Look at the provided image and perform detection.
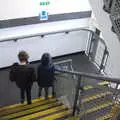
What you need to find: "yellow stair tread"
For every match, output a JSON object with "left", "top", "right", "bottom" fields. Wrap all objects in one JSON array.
[
  {"left": 83, "top": 102, "right": 113, "bottom": 115},
  {"left": 0, "top": 80, "right": 110, "bottom": 112},
  {"left": 2, "top": 101, "right": 61, "bottom": 119},
  {"left": 96, "top": 114, "right": 112, "bottom": 120},
  {"left": 0, "top": 96, "right": 52, "bottom": 112},
  {"left": 83, "top": 81, "right": 110, "bottom": 91},
  {"left": 0, "top": 98, "right": 56, "bottom": 117},
  {"left": 98, "top": 81, "right": 110, "bottom": 86},
  {"left": 16, "top": 105, "right": 67, "bottom": 120},
  {"left": 82, "top": 92, "right": 111, "bottom": 103},
  {"left": 38, "top": 109, "right": 72, "bottom": 120},
  {"left": 84, "top": 85, "right": 93, "bottom": 90}
]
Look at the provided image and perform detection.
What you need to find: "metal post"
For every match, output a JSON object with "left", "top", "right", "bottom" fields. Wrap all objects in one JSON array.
[
  {"left": 88, "top": 33, "right": 99, "bottom": 62},
  {"left": 87, "top": 32, "right": 94, "bottom": 58},
  {"left": 99, "top": 47, "right": 108, "bottom": 73},
  {"left": 114, "top": 83, "right": 119, "bottom": 101},
  {"left": 72, "top": 75, "right": 82, "bottom": 116},
  {"left": 103, "top": 50, "right": 109, "bottom": 73}
]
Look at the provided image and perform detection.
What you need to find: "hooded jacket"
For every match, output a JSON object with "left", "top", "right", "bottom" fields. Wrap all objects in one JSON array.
[{"left": 37, "top": 53, "right": 55, "bottom": 87}]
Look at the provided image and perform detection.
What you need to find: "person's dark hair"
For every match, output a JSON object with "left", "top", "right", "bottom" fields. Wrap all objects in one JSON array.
[
  {"left": 41, "top": 53, "right": 52, "bottom": 66},
  {"left": 18, "top": 51, "right": 29, "bottom": 62}
]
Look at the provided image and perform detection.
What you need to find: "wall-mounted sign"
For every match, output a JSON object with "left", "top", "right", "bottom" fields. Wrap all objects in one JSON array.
[
  {"left": 39, "top": 0, "right": 50, "bottom": 21},
  {"left": 40, "top": 10, "right": 48, "bottom": 21}
]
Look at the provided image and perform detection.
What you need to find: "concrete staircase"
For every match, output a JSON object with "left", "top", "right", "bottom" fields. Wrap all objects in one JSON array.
[{"left": 0, "top": 80, "right": 119, "bottom": 120}]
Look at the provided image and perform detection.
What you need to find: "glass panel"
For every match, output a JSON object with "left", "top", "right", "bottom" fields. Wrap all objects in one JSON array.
[
  {"left": 55, "top": 73, "right": 77, "bottom": 108},
  {"left": 54, "top": 67, "right": 120, "bottom": 119},
  {"left": 74, "top": 76, "right": 120, "bottom": 119},
  {"left": 54, "top": 59, "right": 77, "bottom": 108}
]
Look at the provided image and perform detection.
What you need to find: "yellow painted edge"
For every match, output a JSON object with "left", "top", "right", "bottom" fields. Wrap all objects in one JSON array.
[
  {"left": 84, "top": 85, "right": 93, "bottom": 90},
  {"left": 0, "top": 98, "right": 56, "bottom": 117},
  {"left": 96, "top": 114, "right": 112, "bottom": 120},
  {"left": 0, "top": 96, "right": 52, "bottom": 111},
  {"left": 98, "top": 81, "right": 110, "bottom": 86},
  {"left": 41, "top": 110, "right": 72, "bottom": 120},
  {"left": 82, "top": 92, "right": 111, "bottom": 103},
  {"left": 85, "top": 102, "right": 113, "bottom": 114},
  {"left": 3, "top": 101, "right": 60, "bottom": 119},
  {"left": 0, "top": 97, "right": 43, "bottom": 111},
  {"left": 83, "top": 81, "right": 110, "bottom": 91},
  {"left": 16, "top": 105, "right": 66, "bottom": 120}
]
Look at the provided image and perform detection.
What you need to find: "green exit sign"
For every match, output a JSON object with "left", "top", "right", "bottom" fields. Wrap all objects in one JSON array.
[{"left": 40, "top": 1, "right": 50, "bottom": 6}]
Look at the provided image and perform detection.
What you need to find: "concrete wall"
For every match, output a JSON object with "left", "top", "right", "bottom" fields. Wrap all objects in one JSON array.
[
  {"left": 88, "top": 0, "right": 120, "bottom": 77},
  {"left": 0, "top": 18, "right": 90, "bottom": 68},
  {"left": 0, "top": 0, "right": 91, "bottom": 20}
]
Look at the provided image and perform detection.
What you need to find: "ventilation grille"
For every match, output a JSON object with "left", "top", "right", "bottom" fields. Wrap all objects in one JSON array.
[
  {"left": 111, "top": 0, "right": 120, "bottom": 14},
  {"left": 110, "top": 13, "right": 120, "bottom": 37}
]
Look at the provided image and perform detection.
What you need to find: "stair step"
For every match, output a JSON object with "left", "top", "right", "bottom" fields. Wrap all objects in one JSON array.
[
  {"left": 0, "top": 98, "right": 56, "bottom": 117},
  {"left": 96, "top": 114, "right": 112, "bottom": 120},
  {"left": 83, "top": 81, "right": 110, "bottom": 91},
  {"left": 85, "top": 102, "right": 113, "bottom": 114},
  {"left": 84, "top": 105, "right": 112, "bottom": 120},
  {"left": 98, "top": 81, "right": 110, "bottom": 86},
  {"left": 0, "top": 80, "right": 114, "bottom": 120},
  {"left": 80, "top": 102, "right": 113, "bottom": 118},
  {"left": 84, "top": 85, "right": 93, "bottom": 90},
  {"left": 0, "top": 96, "right": 52, "bottom": 112},
  {"left": 0, "top": 98, "right": 43, "bottom": 112},
  {"left": 1, "top": 100, "right": 62, "bottom": 120},
  {"left": 82, "top": 92, "right": 112, "bottom": 103},
  {"left": 16, "top": 105, "right": 67, "bottom": 120},
  {"left": 38, "top": 109, "right": 72, "bottom": 120},
  {"left": 82, "top": 94, "right": 113, "bottom": 111}
]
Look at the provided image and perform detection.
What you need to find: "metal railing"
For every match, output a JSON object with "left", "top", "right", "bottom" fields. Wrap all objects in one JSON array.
[
  {"left": 55, "top": 68, "right": 120, "bottom": 117},
  {"left": 86, "top": 30, "right": 109, "bottom": 73},
  {"left": 0, "top": 28, "right": 109, "bottom": 73}
]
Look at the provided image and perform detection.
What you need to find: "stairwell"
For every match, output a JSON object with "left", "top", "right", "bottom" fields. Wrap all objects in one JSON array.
[{"left": 0, "top": 79, "right": 119, "bottom": 120}]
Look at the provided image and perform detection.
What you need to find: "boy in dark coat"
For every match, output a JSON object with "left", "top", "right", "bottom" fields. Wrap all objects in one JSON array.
[
  {"left": 37, "top": 53, "right": 56, "bottom": 99},
  {"left": 9, "top": 51, "right": 36, "bottom": 104}
]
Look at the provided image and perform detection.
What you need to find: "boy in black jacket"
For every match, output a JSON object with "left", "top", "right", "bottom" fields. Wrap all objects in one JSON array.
[
  {"left": 37, "top": 53, "right": 56, "bottom": 99},
  {"left": 9, "top": 51, "right": 36, "bottom": 104}
]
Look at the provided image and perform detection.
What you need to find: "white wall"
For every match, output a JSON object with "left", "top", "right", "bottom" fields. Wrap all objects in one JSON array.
[
  {"left": 0, "top": 0, "right": 91, "bottom": 20},
  {"left": 0, "top": 18, "right": 90, "bottom": 68},
  {"left": 88, "top": 0, "right": 120, "bottom": 77}
]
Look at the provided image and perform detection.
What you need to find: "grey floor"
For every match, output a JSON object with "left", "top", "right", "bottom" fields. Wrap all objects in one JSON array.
[{"left": 0, "top": 53, "right": 99, "bottom": 107}]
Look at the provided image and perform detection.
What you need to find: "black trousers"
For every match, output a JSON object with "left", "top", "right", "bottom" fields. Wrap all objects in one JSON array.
[
  {"left": 20, "top": 87, "right": 31, "bottom": 104},
  {"left": 38, "top": 85, "right": 55, "bottom": 98}
]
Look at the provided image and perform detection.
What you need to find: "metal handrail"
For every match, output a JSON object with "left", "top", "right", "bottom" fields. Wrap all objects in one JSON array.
[
  {"left": 57, "top": 69, "right": 120, "bottom": 84},
  {"left": 0, "top": 27, "right": 108, "bottom": 74},
  {"left": 0, "top": 28, "right": 107, "bottom": 48},
  {"left": 56, "top": 69, "right": 120, "bottom": 116},
  {"left": 54, "top": 59, "right": 72, "bottom": 65}
]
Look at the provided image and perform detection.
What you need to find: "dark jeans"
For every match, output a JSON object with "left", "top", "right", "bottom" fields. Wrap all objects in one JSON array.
[
  {"left": 38, "top": 85, "right": 55, "bottom": 99},
  {"left": 20, "top": 87, "right": 31, "bottom": 104}
]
